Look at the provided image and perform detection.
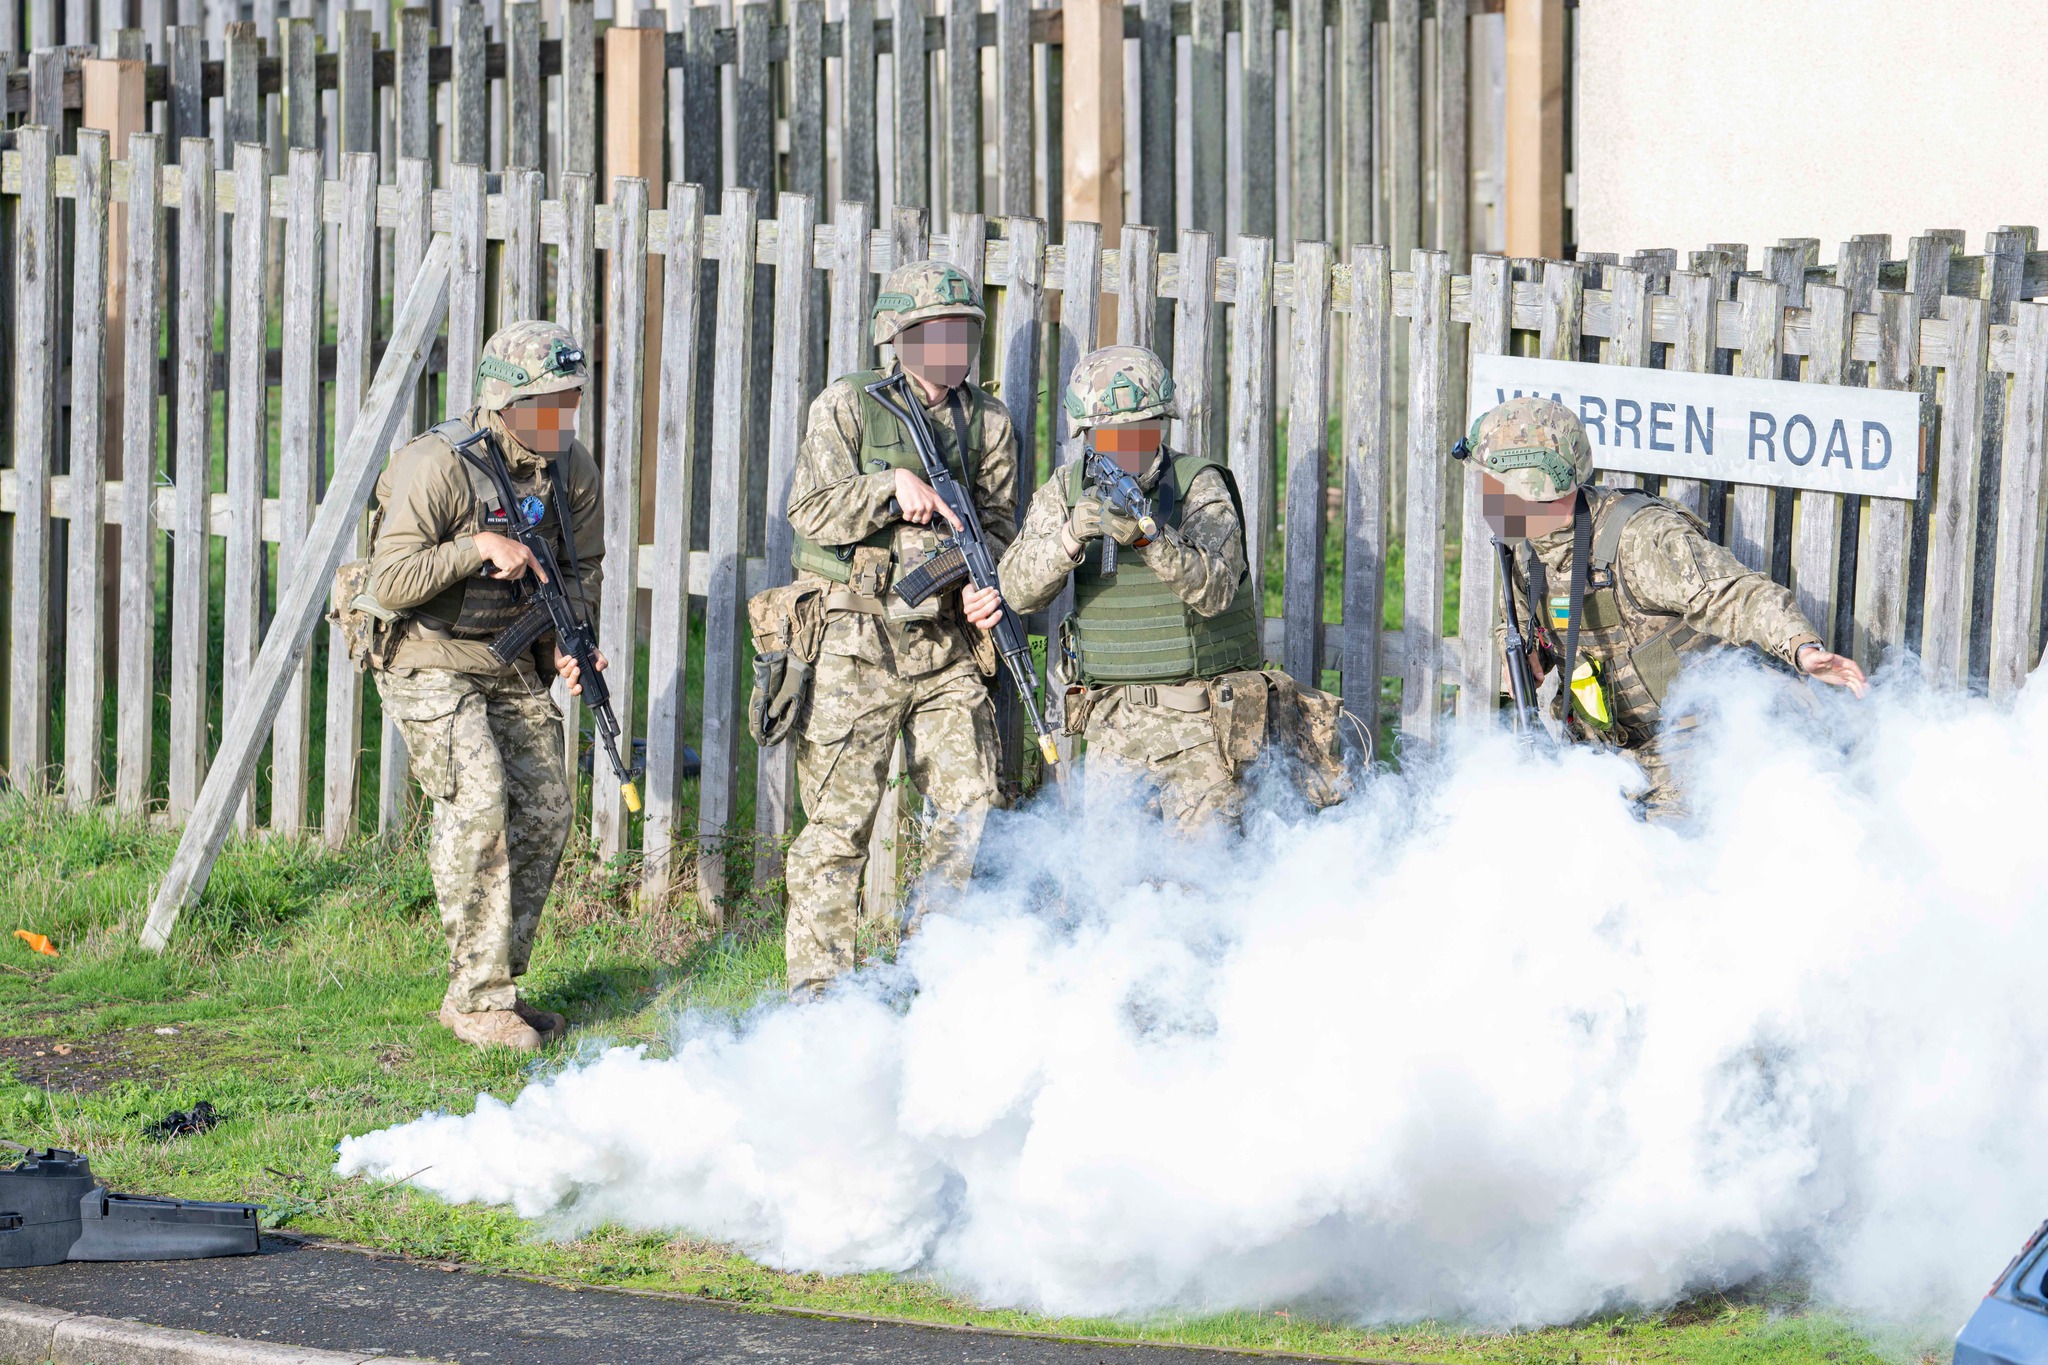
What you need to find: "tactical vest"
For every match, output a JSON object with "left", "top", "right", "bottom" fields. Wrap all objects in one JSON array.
[
  {"left": 1522, "top": 487, "right": 1717, "bottom": 741},
  {"left": 411, "top": 420, "right": 568, "bottom": 639},
  {"left": 789, "top": 371, "right": 987, "bottom": 584},
  {"left": 1062, "top": 453, "right": 1263, "bottom": 685}
]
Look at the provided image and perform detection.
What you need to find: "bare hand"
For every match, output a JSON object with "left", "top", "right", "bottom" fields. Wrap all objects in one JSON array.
[
  {"left": 893, "top": 469, "right": 962, "bottom": 532},
  {"left": 473, "top": 530, "right": 547, "bottom": 583},
  {"left": 961, "top": 583, "right": 1005, "bottom": 630},
  {"left": 1797, "top": 645, "right": 1868, "bottom": 697},
  {"left": 554, "top": 648, "right": 610, "bottom": 696}
]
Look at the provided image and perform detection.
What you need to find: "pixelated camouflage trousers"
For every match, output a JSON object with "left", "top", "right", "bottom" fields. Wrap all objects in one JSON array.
[
  {"left": 376, "top": 667, "right": 572, "bottom": 1012},
  {"left": 1079, "top": 685, "right": 1245, "bottom": 834},
  {"left": 784, "top": 648, "right": 999, "bottom": 993}
]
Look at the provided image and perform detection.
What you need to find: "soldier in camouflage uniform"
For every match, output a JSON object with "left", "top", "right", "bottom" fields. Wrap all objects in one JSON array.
[
  {"left": 999, "top": 346, "right": 1266, "bottom": 832},
  {"left": 1468, "top": 396, "right": 1867, "bottom": 819},
  {"left": 782, "top": 261, "right": 1018, "bottom": 996},
  {"left": 368, "top": 320, "right": 607, "bottom": 1050}
]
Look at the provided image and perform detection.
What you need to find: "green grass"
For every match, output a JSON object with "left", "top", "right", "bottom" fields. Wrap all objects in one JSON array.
[{"left": 0, "top": 798, "right": 1942, "bottom": 1365}]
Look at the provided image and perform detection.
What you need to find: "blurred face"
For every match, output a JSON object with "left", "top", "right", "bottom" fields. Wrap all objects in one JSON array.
[
  {"left": 501, "top": 388, "right": 582, "bottom": 457},
  {"left": 1092, "top": 420, "right": 1165, "bottom": 474},
  {"left": 1482, "top": 473, "right": 1577, "bottom": 540},
  {"left": 897, "top": 316, "right": 981, "bottom": 393}
]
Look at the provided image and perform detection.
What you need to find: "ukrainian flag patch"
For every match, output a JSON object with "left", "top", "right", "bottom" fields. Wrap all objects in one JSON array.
[{"left": 1548, "top": 596, "right": 1571, "bottom": 631}]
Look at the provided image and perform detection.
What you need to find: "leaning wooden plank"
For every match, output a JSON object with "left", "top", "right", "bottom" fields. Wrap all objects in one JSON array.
[
  {"left": 1988, "top": 299, "right": 2048, "bottom": 700},
  {"left": 115, "top": 132, "right": 164, "bottom": 816},
  {"left": 141, "top": 235, "right": 454, "bottom": 951},
  {"left": 446, "top": 162, "right": 488, "bottom": 414},
  {"left": 841, "top": 0, "right": 878, "bottom": 214},
  {"left": 325, "top": 151, "right": 378, "bottom": 849},
  {"left": 224, "top": 141, "right": 269, "bottom": 834},
  {"left": 893, "top": 0, "right": 928, "bottom": 210},
  {"left": 1171, "top": 228, "right": 1217, "bottom": 463},
  {"left": 63, "top": 129, "right": 111, "bottom": 811},
  {"left": 7, "top": 126, "right": 54, "bottom": 796},
  {"left": 272, "top": 145, "right": 323, "bottom": 835},
  {"left": 592, "top": 177, "right": 650, "bottom": 858},
  {"left": 1281, "top": 241, "right": 1332, "bottom": 686},
  {"left": 1921, "top": 293, "right": 1989, "bottom": 690},
  {"left": 1116, "top": 223, "right": 1158, "bottom": 351},
  {"left": 1401, "top": 250, "right": 1450, "bottom": 746},
  {"left": 1727, "top": 276, "right": 1784, "bottom": 572},
  {"left": 996, "top": 0, "right": 1031, "bottom": 217},
  {"left": 378, "top": 157, "right": 434, "bottom": 840},
  {"left": 169, "top": 136, "right": 215, "bottom": 818},
  {"left": 697, "top": 188, "right": 762, "bottom": 916},
  {"left": 1454, "top": 252, "right": 1509, "bottom": 722},
  {"left": 503, "top": 166, "right": 543, "bottom": 323},
  {"left": 1228, "top": 234, "right": 1277, "bottom": 615},
  {"left": 1849, "top": 291, "right": 1920, "bottom": 670},
  {"left": 641, "top": 184, "right": 706, "bottom": 906},
  {"left": 1791, "top": 283, "right": 1849, "bottom": 650},
  {"left": 753, "top": 191, "right": 819, "bottom": 886}
]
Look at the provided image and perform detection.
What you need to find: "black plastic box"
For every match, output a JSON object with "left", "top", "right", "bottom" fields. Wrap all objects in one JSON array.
[
  {"left": 0, "top": 1149, "right": 95, "bottom": 1268},
  {"left": 71, "top": 1188, "right": 260, "bottom": 1261}
]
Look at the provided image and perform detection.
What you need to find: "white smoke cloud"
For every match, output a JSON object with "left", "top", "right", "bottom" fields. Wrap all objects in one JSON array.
[{"left": 336, "top": 661, "right": 2048, "bottom": 1329}]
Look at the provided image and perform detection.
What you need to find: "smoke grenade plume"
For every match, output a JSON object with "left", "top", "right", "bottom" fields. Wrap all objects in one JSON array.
[{"left": 337, "top": 662, "right": 2048, "bottom": 1328}]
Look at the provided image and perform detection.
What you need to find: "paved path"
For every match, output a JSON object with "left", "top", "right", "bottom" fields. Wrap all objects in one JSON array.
[{"left": 0, "top": 1238, "right": 1320, "bottom": 1365}]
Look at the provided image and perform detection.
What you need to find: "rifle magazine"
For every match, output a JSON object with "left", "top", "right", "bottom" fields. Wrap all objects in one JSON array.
[
  {"left": 488, "top": 602, "right": 554, "bottom": 665},
  {"left": 891, "top": 544, "right": 971, "bottom": 608}
]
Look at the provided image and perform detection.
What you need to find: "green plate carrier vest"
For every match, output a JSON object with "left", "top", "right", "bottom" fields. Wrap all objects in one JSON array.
[
  {"left": 1524, "top": 487, "right": 1716, "bottom": 741},
  {"left": 789, "top": 371, "right": 986, "bottom": 583},
  {"left": 412, "top": 420, "right": 569, "bottom": 639},
  {"left": 1063, "top": 453, "right": 1262, "bottom": 685}
]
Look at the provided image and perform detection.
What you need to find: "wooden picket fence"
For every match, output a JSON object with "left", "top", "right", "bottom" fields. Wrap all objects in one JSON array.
[{"left": 6, "top": 123, "right": 2048, "bottom": 920}]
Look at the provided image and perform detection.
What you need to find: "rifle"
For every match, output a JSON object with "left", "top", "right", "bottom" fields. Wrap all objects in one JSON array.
[
  {"left": 1079, "top": 449, "right": 1162, "bottom": 575},
  {"left": 453, "top": 428, "right": 642, "bottom": 813},
  {"left": 865, "top": 373, "right": 1062, "bottom": 770},
  {"left": 1494, "top": 536, "right": 1542, "bottom": 738}
]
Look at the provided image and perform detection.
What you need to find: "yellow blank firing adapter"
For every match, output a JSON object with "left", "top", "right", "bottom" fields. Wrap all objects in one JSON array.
[
  {"left": 1038, "top": 734, "right": 1061, "bottom": 765},
  {"left": 622, "top": 782, "right": 643, "bottom": 813}
]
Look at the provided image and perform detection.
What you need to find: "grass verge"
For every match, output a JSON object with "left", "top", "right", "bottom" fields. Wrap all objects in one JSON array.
[{"left": 0, "top": 798, "right": 1937, "bottom": 1365}]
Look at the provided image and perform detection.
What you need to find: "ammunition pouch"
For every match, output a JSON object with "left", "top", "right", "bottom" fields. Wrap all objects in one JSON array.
[
  {"left": 848, "top": 546, "right": 893, "bottom": 601},
  {"left": 745, "top": 580, "right": 830, "bottom": 746},
  {"left": 326, "top": 558, "right": 404, "bottom": 671},
  {"left": 1210, "top": 669, "right": 1352, "bottom": 807}
]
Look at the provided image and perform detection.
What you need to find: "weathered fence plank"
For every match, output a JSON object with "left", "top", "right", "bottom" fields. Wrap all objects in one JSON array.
[
  {"left": 115, "top": 132, "right": 164, "bottom": 816},
  {"left": 893, "top": 0, "right": 928, "bottom": 210},
  {"left": 1923, "top": 293, "right": 1989, "bottom": 688},
  {"left": 1401, "top": 250, "right": 1450, "bottom": 747},
  {"left": 1728, "top": 275, "right": 1784, "bottom": 573},
  {"left": 1455, "top": 252, "right": 1509, "bottom": 721},
  {"left": 1792, "top": 282, "right": 1850, "bottom": 649},
  {"left": 324, "top": 150, "right": 378, "bottom": 847},
  {"left": 8, "top": 127, "right": 55, "bottom": 796},
  {"left": 273, "top": 145, "right": 323, "bottom": 834},
  {"left": 1850, "top": 290, "right": 1921, "bottom": 670},
  {"left": 1282, "top": 240, "right": 1331, "bottom": 684},
  {"left": 1171, "top": 228, "right": 1216, "bottom": 463},
  {"left": 168, "top": 136, "right": 214, "bottom": 818},
  {"left": 447, "top": 161, "right": 488, "bottom": 413},
  {"left": 1228, "top": 234, "right": 1275, "bottom": 607},
  {"left": 1989, "top": 300, "right": 2048, "bottom": 700},
  {"left": 225, "top": 141, "right": 269, "bottom": 833},
  {"left": 62, "top": 129, "right": 110, "bottom": 810},
  {"left": 503, "top": 165, "right": 543, "bottom": 321}
]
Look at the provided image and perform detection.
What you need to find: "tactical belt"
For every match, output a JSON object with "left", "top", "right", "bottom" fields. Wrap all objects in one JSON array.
[
  {"left": 1121, "top": 682, "right": 1211, "bottom": 713},
  {"left": 824, "top": 588, "right": 887, "bottom": 616}
]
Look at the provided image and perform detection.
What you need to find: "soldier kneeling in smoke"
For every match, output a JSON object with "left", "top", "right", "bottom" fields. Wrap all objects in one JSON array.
[
  {"left": 999, "top": 345, "right": 1350, "bottom": 832},
  {"left": 1464, "top": 396, "right": 1867, "bottom": 820},
  {"left": 331, "top": 321, "right": 606, "bottom": 1051}
]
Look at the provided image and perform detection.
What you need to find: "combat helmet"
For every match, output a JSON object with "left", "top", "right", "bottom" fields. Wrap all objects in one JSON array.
[
  {"left": 871, "top": 260, "right": 986, "bottom": 345},
  {"left": 1464, "top": 396, "right": 1593, "bottom": 501},
  {"left": 475, "top": 319, "right": 590, "bottom": 412},
  {"left": 1062, "top": 345, "right": 1178, "bottom": 432}
]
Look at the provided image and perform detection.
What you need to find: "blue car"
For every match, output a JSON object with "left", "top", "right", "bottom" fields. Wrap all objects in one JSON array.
[{"left": 1958, "top": 1221, "right": 2048, "bottom": 1365}]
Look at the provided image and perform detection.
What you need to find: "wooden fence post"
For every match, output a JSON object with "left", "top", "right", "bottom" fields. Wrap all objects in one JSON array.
[
  {"left": 1792, "top": 283, "right": 1851, "bottom": 647},
  {"left": 1988, "top": 300, "right": 2048, "bottom": 700},
  {"left": 62, "top": 128, "right": 111, "bottom": 810},
  {"left": 1282, "top": 240, "right": 1332, "bottom": 685},
  {"left": 642, "top": 183, "right": 706, "bottom": 906},
  {"left": 1227, "top": 234, "right": 1275, "bottom": 608},
  {"left": 325, "top": 151, "right": 378, "bottom": 847},
  {"left": 1850, "top": 290, "right": 1920, "bottom": 671},
  {"left": 168, "top": 135, "right": 215, "bottom": 819},
  {"left": 224, "top": 141, "right": 269, "bottom": 834},
  {"left": 272, "top": 145, "right": 324, "bottom": 835},
  {"left": 1503, "top": 0, "right": 1563, "bottom": 259},
  {"left": 7, "top": 126, "right": 54, "bottom": 796},
  {"left": 1727, "top": 276, "right": 1783, "bottom": 573},
  {"left": 1400, "top": 249, "right": 1450, "bottom": 748},
  {"left": 115, "top": 132, "right": 164, "bottom": 817},
  {"left": 697, "top": 188, "right": 761, "bottom": 918},
  {"left": 141, "top": 235, "right": 454, "bottom": 952},
  {"left": 1923, "top": 293, "right": 1990, "bottom": 689},
  {"left": 1061, "top": 0, "right": 1120, "bottom": 342}
]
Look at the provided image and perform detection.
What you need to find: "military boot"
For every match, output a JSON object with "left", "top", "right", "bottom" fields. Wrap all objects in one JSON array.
[
  {"left": 439, "top": 1003, "right": 542, "bottom": 1051},
  {"left": 511, "top": 998, "right": 567, "bottom": 1043}
]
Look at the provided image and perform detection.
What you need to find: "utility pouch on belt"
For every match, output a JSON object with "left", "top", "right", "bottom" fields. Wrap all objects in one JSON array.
[
  {"left": 1272, "top": 673, "right": 1352, "bottom": 808},
  {"left": 746, "top": 581, "right": 828, "bottom": 745},
  {"left": 1210, "top": 670, "right": 1272, "bottom": 771},
  {"left": 848, "top": 546, "right": 893, "bottom": 601},
  {"left": 326, "top": 558, "right": 404, "bottom": 671},
  {"left": 1061, "top": 684, "right": 1096, "bottom": 737}
]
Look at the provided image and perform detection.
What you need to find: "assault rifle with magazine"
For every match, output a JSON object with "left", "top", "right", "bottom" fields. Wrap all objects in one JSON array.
[
  {"left": 865, "top": 373, "right": 1062, "bottom": 769},
  {"left": 1079, "top": 449, "right": 1161, "bottom": 575},
  {"left": 444, "top": 423, "right": 642, "bottom": 813}
]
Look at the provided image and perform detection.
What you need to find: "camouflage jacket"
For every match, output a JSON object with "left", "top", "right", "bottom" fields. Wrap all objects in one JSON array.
[
  {"left": 999, "top": 460, "right": 1248, "bottom": 619},
  {"left": 370, "top": 407, "right": 605, "bottom": 678},
  {"left": 786, "top": 362, "right": 1018, "bottom": 677}
]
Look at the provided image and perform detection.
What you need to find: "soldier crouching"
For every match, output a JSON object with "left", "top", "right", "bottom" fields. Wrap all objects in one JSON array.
[
  {"left": 776, "top": 261, "right": 1018, "bottom": 996},
  {"left": 342, "top": 321, "right": 608, "bottom": 1051},
  {"left": 1466, "top": 396, "right": 1868, "bottom": 819}
]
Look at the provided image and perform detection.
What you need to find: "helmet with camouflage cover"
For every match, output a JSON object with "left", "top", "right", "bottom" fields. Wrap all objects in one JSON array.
[
  {"left": 1062, "top": 345, "right": 1177, "bottom": 432},
  {"left": 1466, "top": 396, "right": 1593, "bottom": 501},
  {"left": 475, "top": 319, "right": 590, "bottom": 412},
  {"left": 871, "top": 260, "right": 986, "bottom": 345}
]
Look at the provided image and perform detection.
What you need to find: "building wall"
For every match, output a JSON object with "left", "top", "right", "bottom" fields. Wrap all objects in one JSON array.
[{"left": 1575, "top": 0, "right": 2048, "bottom": 262}]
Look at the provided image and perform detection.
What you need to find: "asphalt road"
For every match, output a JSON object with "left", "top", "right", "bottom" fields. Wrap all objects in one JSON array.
[{"left": 0, "top": 1238, "right": 1309, "bottom": 1365}]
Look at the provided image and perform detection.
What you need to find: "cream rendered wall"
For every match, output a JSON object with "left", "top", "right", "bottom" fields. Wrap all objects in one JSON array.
[{"left": 1575, "top": 0, "right": 2048, "bottom": 261}]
